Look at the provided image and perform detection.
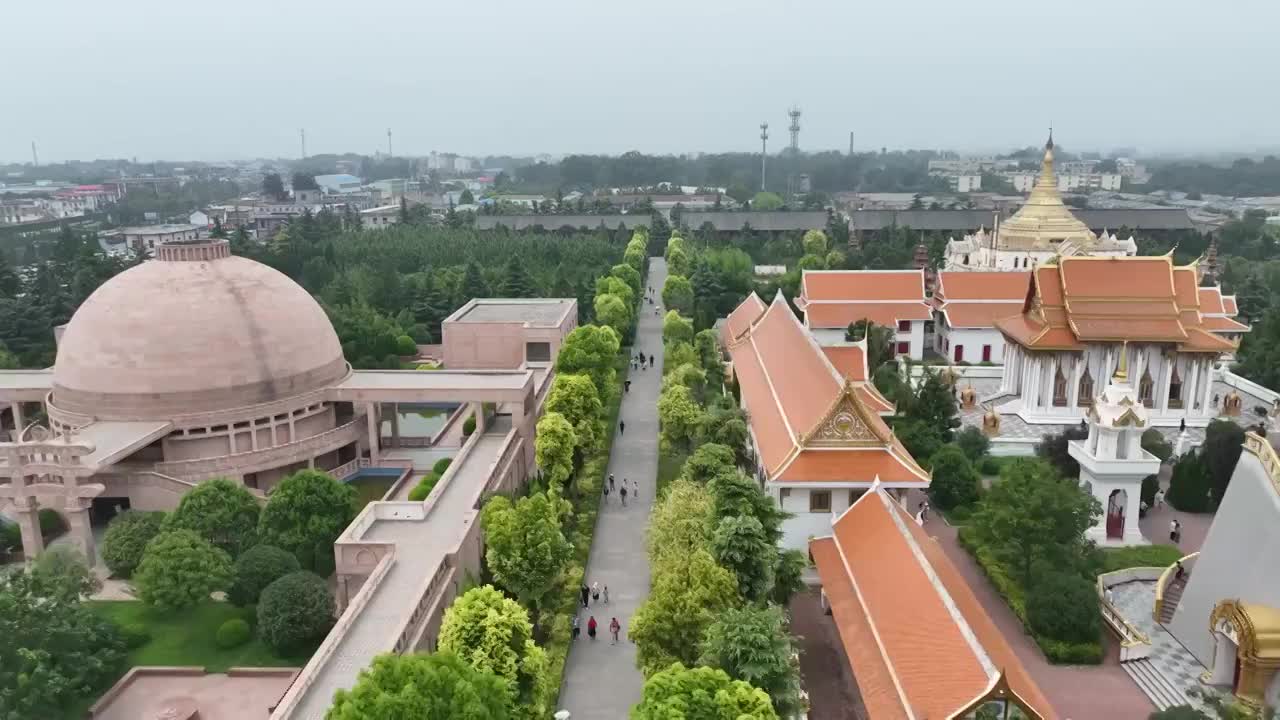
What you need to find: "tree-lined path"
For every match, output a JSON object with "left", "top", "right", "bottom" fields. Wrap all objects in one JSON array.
[{"left": 557, "top": 258, "right": 667, "bottom": 718}]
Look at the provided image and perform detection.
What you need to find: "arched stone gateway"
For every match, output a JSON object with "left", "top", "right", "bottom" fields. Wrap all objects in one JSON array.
[{"left": 0, "top": 423, "right": 103, "bottom": 561}]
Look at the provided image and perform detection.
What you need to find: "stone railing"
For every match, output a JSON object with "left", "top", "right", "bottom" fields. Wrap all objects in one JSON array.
[
  {"left": 330, "top": 458, "right": 361, "bottom": 480},
  {"left": 269, "top": 547, "right": 397, "bottom": 719},
  {"left": 1097, "top": 567, "right": 1159, "bottom": 661},
  {"left": 166, "top": 384, "right": 342, "bottom": 429},
  {"left": 155, "top": 419, "right": 361, "bottom": 479},
  {"left": 1243, "top": 432, "right": 1280, "bottom": 497},
  {"left": 1153, "top": 551, "right": 1199, "bottom": 624},
  {"left": 393, "top": 561, "right": 456, "bottom": 654}
]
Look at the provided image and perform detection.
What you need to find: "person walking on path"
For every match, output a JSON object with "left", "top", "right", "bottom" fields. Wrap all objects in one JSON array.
[
  {"left": 572, "top": 615, "right": 580, "bottom": 640},
  {"left": 624, "top": 380, "right": 631, "bottom": 393},
  {"left": 609, "top": 617, "right": 621, "bottom": 645},
  {"left": 602, "top": 481, "right": 610, "bottom": 505},
  {"left": 619, "top": 420, "right": 626, "bottom": 435},
  {"left": 609, "top": 474, "right": 615, "bottom": 492},
  {"left": 1155, "top": 488, "right": 1165, "bottom": 508},
  {"left": 580, "top": 582, "right": 590, "bottom": 608},
  {"left": 602, "top": 585, "right": 609, "bottom": 604},
  {"left": 620, "top": 483, "right": 628, "bottom": 507},
  {"left": 591, "top": 582, "right": 601, "bottom": 604},
  {"left": 587, "top": 616, "right": 598, "bottom": 640}
]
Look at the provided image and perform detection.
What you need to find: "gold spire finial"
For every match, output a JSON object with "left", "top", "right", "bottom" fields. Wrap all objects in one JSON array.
[{"left": 1114, "top": 342, "right": 1129, "bottom": 382}]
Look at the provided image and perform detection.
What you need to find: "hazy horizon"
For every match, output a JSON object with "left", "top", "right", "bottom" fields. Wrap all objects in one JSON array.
[{"left": 5, "top": 0, "right": 1277, "bottom": 164}]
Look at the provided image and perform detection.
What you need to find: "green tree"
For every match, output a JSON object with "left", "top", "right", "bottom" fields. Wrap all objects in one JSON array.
[
  {"left": 327, "top": 652, "right": 512, "bottom": 720},
  {"left": 662, "top": 311, "right": 694, "bottom": 346},
  {"left": 908, "top": 370, "right": 961, "bottom": 442},
  {"left": 771, "top": 549, "right": 808, "bottom": 606},
  {"left": 291, "top": 172, "right": 319, "bottom": 191},
  {"left": 711, "top": 514, "right": 775, "bottom": 603},
  {"left": 499, "top": 256, "right": 537, "bottom": 298},
  {"left": 134, "top": 529, "right": 233, "bottom": 611},
  {"left": 894, "top": 419, "right": 943, "bottom": 466},
  {"left": 256, "top": 571, "right": 334, "bottom": 653},
  {"left": 164, "top": 477, "right": 261, "bottom": 557},
  {"left": 262, "top": 172, "right": 286, "bottom": 200},
  {"left": 555, "top": 324, "right": 621, "bottom": 401},
  {"left": 699, "top": 606, "right": 802, "bottom": 718},
  {"left": 624, "top": 237, "right": 647, "bottom": 272},
  {"left": 969, "top": 459, "right": 1101, "bottom": 588},
  {"left": 594, "top": 293, "right": 632, "bottom": 341},
  {"left": 1027, "top": 571, "right": 1101, "bottom": 643},
  {"left": 750, "top": 191, "right": 785, "bottom": 211},
  {"left": 1168, "top": 451, "right": 1214, "bottom": 512},
  {"left": 844, "top": 320, "right": 894, "bottom": 374},
  {"left": 459, "top": 189, "right": 476, "bottom": 205},
  {"left": 1235, "top": 309, "right": 1280, "bottom": 390},
  {"left": 1034, "top": 424, "right": 1090, "bottom": 479},
  {"left": 544, "top": 372, "right": 603, "bottom": 453},
  {"left": 611, "top": 262, "right": 643, "bottom": 298},
  {"left": 31, "top": 546, "right": 101, "bottom": 602},
  {"left": 662, "top": 274, "right": 695, "bottom": 316},
  {"left": 928, "top": 445, "right": 982, "bottom": 510},
  {"left": 228, "top": 544, "right": 301, "bottom": 606},
  {"left": 462, "top": 260, "right": 488, "bottom": 301},
  {"left": 667, "top": 245, "right": 691, "bottom": 277},
  {"left": 662, "top": 363, "right": 707, "bottom": 398},
  {"left": 956, "top": 425, "right": 991, "bottom": 463},
  {"left": 630, "top": 550, "right": 741, "bottom": 675},
  {"left": 664, "top": 341, "right": 700, "bottom": 371},
  {"left": 595, "top": 275, "right": 636, "bottom": 308},
  {"left": 658, "top": 383, "right": 704, "bottom": 452},
  {"left": 101, "top": 510, "right": 166, "bottom": 579},
  {"left": 632, "top": 663, "right": 777, "bottom": 720},
  {"left": 480, "top": 492, "right": 573, "bottom": 616},
  {"left": 708, "top": 470, "right": 787, "bottom": 546},
  {"left": 802, "top": 229, "right": 829, "bottom": 257},
  {"left": 680, "top": 443, "right": 737, "bottom": 485},
  {"left": 257, "top": 469, "right": 357, "bottom": 575},
  {"left": 534, "top": 412, "right": 577, "bottom": 490},
  {"left": 438, "top": 585, "right": 549, "bottom": 720},
  {"left": 0, "top": 562, "right": 126, "bottom": 719},
  {"left": 1141, "top": 428, "right": 1174, "bottom": 463},
  {"left": 647, "top": 479, "right": 715, "bottom": 568},
  {"left": 1202, "top": 419, "right": 1245, "bottom": 506}
]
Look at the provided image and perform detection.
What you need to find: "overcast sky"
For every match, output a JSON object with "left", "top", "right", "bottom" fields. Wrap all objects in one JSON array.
[{"left": 5, "top": 0, "right": 1277, "bottom": 163}]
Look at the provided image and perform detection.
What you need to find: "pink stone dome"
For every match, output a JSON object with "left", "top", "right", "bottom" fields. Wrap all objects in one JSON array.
[{"left": 52, "top": 243, "right": 348, "bottom": 419}]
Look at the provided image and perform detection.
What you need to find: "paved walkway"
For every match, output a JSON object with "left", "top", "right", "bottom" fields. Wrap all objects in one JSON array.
[{"left": 557, "top": 258, "right": 666, "bottom": 719}]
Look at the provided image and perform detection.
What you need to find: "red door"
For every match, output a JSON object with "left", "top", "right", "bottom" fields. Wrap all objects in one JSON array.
[
  {"left": 982, "top": 345, "right": 992, "bottom": 362},
  {"left": 896, "top": 342, "right": 909, "bottom": 356},
  {"left": 954, "top": 345, "right": 964, "bottom": 363}
]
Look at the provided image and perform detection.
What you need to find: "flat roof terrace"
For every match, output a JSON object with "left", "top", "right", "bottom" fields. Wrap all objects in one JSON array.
[
  {"left": 448, "top": 298, "right": 575, "bottom": 327},
  {"left": 327, "top": 369, "right": 534, "bottom": 405}
]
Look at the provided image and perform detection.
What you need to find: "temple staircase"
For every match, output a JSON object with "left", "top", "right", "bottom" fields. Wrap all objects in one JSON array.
[
  {"left": 1158, "top": 574, "right": 1188, "bottom": 625},
  {"left": 1122, "top": 658, "right": 1188, "bottom": 711}
]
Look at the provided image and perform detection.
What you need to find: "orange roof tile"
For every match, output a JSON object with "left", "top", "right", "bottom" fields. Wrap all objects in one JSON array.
[
  {"left": 942, "top": 302, "right": 1025, "bottom": 329},
  {"left": 821, "top": 345, "right": 868, "bottom": 381},
  {"left": 724, "top": 292, "right": 766, "bottom": 343},
  {"left": 1198, "top": 287, "right": 1226, "bottom": 315},
  {"left": 1223, "top": 296, "right": 1238, "bottom": 315},
  {"left": 805, "top": 302, "right": 934, "bottom": 329},
  {"left": 1178, "top": 328, "right": 1238, "bottom": 353},
  {"left": 936, "top": 271, "right": 1031, "bottom": 302},
  {"left": 856, "top": 384, "right": 895, "bottom": 415},
  {"left": 811, "top": 490, "right": 1056, "bottom": 720},
  {"left": 1200, "top": 315, "right": 1250, "bottom": 333},
  {"left": 801, "top": 270, "right": 925, "bottom": 303},
  {"left": 777, "top": 448, "right": 927, "bottom": 484},
  {"left": 1173, "top": 266, "right": 1200, "bottom": 307}
]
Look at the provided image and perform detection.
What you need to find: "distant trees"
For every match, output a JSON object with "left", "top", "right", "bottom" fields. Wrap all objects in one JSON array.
[
  {"left": 750, "top": 192, "right": 785, "bottom": 211},
  {"left": 291, "top": 172, "right": 320, "bottom": 191},
  {"left": 262, "top": 172, "right": 287, "bottom": 200}
]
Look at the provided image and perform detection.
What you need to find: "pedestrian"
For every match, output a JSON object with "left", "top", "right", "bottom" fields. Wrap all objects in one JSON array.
[
  {"left": 609, "top": 474, "right": 615, "bottom": 491},
  {"left": 592, "top": 582, "right": 601, "bottom": 604},
  {"left": 1155, "top": 488, "right": 1165, "bottom": 508},
  {"left": 632, "top": 479, "right": 639, "bottom": 499},
  {"left": 602, "top": 481, "right": 610, "bottom": 504},
  {"left": 1174, "top": 519, "right": 1182, "bottom": 544},
  {"left": 625, "top": 380, "right": 631, "bottom": 393},
  {"left": 603, "top": 584, "right": 610, "bottom": 604},
  {"left": 572, "top": 615, "right": 580, "bottom": 640},
  {"left": 620, "top": 484, "right": 628, "bottom": 507},
  {"left": 609, "top": 617, "right": 621, "bottom": 645},
  {"left": 1175, "top": 560, "right": 1186, "bottom": 581},
  {"left": 619, "top": 420, "right": 626, "bottom": 435},
  {"left": 580, "top": 582, "right": 590, "bottom": 608},
  {"left": 921, "top": 500, "right": 929, "bottom": 522},
  {"left": 1169, "top": 518, "right": 1177, "bottom": 542},
  {"left": 587, "top": 616, "right": 598, "bottom": 640}
]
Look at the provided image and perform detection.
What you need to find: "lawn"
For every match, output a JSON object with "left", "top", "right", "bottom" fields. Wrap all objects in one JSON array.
[
  {"left": 1098, "top": 544, "right": 1185, "bottom": 575},
  {"left": 88, "top": 600, "right": 315, "bottom": 670}
]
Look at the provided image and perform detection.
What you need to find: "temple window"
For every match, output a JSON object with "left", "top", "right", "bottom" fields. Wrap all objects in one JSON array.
[
  {"left": 1168, "top": 366, "right": 1183, "bottom": 409},
  {"left": 809, "top": 490, "right": 832, "bottom": 513},
  {"left": 1052, "top": 366, "right": 1068, "bottom": 407},
  {"left": 1078, "top": 368, "right": 1094, "bottom": 407},
  {"left": 1139, "top": 369, "right": 1154, "bottom": 408}
]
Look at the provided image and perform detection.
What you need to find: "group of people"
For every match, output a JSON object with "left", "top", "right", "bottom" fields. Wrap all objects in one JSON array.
[
  {"left": 575, "top": 582, "right": 623, "bottom": 644},
  {"left": 603, "top": 473, "right": 638, "bottom": 506},
  {"left": 646, "top": 285, "right": 661, "bottom": 316},
  {"left": 631, "top": 352, "right": 654, "bottom": 372}
]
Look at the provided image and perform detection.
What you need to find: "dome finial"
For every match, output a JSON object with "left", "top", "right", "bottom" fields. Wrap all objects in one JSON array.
[
  {"left": 1114, "top": 341, "right": 1129, "bottom": 382},
  {"left": 1046, "top": 124, "right": 1054, "bottom": 151}
]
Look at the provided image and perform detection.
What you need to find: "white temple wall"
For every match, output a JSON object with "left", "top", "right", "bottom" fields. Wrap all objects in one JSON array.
[
  {"left": 1167, "top": 448, "right": 1280, "bottom": 665},
  {"left": 939, "top": 326, "right": 1006, "bottom": 364}
]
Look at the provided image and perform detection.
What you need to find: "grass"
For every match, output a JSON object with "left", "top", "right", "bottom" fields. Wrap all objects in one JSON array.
[{"left": 1098, "top": 544, "right": 1185, "bottom": 575}]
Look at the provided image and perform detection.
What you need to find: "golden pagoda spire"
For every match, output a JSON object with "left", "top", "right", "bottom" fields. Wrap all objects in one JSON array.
[
  {"left": 1114, "top": 341, "right": 1129, "bottom": 382},
  {"left": 1025, "top": 130, "right": 1061, "bottom": 207}
]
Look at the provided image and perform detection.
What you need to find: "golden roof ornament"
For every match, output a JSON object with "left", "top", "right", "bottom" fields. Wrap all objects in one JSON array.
[{"left": 1114, "top": 342, "right": 1129, "bottom": 383}]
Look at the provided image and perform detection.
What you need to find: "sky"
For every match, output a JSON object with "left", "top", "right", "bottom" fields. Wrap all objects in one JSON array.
[{"left": 4, "top": 0, "right": 1278, "bottom": 163}]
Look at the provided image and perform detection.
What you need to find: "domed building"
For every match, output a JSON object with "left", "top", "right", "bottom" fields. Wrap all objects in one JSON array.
[
  {"left": 944, "top": 134, "right": 1137, "bottom": 271},
  {"left": 0, "top": 237, "right": 553, "bottom": 564}
]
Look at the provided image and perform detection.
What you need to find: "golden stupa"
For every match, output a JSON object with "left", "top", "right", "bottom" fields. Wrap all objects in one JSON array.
[{"left": 995, "top": 133, "right": 1100, "bottom": 252}]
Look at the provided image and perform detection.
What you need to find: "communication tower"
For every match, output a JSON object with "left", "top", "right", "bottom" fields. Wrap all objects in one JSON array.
[
  {"left": 788, "top": 107, "right": 801, "bottom": 153},
  {"left": 759, "top": 122, "right": 770, "bottom": 191}
]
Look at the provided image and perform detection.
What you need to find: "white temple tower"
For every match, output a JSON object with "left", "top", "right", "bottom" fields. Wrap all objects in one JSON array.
[{"left": 1069, "top": 344, "right": 1161, "bottom": 546}]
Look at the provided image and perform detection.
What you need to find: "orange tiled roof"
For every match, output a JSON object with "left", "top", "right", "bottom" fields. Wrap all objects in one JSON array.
[
  {"left": 941, "top": 302, "right": 1025, "bottom": 330},
  {"left": 1198, "top": 287, "right": 1226, "bottom": 315},
  {"left": 724, "top": 293, "right": 928, "bottom": 484},
  {"left": 776, "top": 447, "right": 927, "bottom": 483},
  {"left": 1200, "top": 315, "right": 1250, "bottom": 333},
  {"left": 994, "top": 256, "right": 1237, "bottom": 353},
  {"left": 1223, "top": 295, "right": 1238, "bottom": 315},
  {"left": 821, "top": 345, "right": 867, "bottom": 381},
  {"left": 724, "top": 292, "right": 767, "bottom": 343},
  {"left": 805, "top": 302, "right": 934, "bottom": 329},
  {"left": 811, "top": 489, "right": 1056, "bottom": 720},
  {"left": 801, "top": 270, "right": 926, "bottom": 303},
  {"left": 935, "top": 271, "right": 1030, "bottom": 303}
]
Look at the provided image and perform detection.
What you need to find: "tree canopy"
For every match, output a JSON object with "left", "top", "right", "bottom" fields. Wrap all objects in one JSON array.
[
  {"left": 164, "top": 477, "right": 260, "bottom": 557},
  {"left": 632, "top": 662, "right": 777, "bottom": 720},
  {"left": 533, "top": 412, "right": 577, "bottom": 490},
  {"left": 699, "top": 606, "right": 802, "bottom": 718},
  {"left": 257, "top": 469, "right": 357, "bottom": 576},
  {"left": 555, "top": 324, "right": 621, "bottom": 401},
  {"left": 438, "top": 585, "right": 548, "bottom": 719},
  {"left": 480, "top": 492, "right": 573, "bottom": 614},
  {"left": 134, "top": 529, "right": 233, "bottom": 611},
  {"left": 327, "top": 652, "right": 512, "bottom": 720},
  {"left": 101, "top": 510, "right": 165, "bottom": 579},
  {"left": 630, "top": 549, "right": 740, "bottom": 676}
]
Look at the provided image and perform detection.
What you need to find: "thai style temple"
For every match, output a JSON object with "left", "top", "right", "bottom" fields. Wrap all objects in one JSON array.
[
  {"left": 723, "top": 291, "right": 927, "bottom": 550},
  {"left": 992, "top": 254, "right": 1238, "bottom": 427},
  {"left": 943, "top": 134, "right": 1137, "bottom": 272},
  {"left": 795, "top": 269, "right": 933, "bottom": 360}
]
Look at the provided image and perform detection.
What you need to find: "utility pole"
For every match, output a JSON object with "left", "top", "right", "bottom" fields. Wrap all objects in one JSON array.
[
  {"left": 300, "top": 128, "right": 307, "bottom": 159},
  {"left": 387, "top": 128, "right": 393, "bottom": 157},
  {"left": 848, "top": 131, "right": 854, "bottom": 156},
  {"left": 30, "top": 141, "right": 38, "bottom": 167},
  {"left": 759, "top": 122, "right": 769, "bottom": 192}
]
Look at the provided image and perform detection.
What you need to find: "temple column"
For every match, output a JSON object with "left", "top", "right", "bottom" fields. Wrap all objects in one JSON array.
[
  {"left": 365, "top": 402, "right": 380, "bottom": 465},
  {"left": 66, "top": 500, "right": 95, "bottom": 564},
  {"left": 472, "top": 402, "right": 487, "bottom": 434},
  {"left": 1184, "top": 358, "right": 1200, "bottom": 415},
  {"left": 1201, "top": 358, "right": 1215, "bottom": 416},
  {"left": 14, "top": 502, "right": 43, "bottom": 558},
  {"left": 390, "top": 404, "right": 400, "bottom": 448},
  {"left": 1159, "top": 353, "right": 1173, "bottom": 415},
  {"left": 10, "top": 402, "right": 24, "bottom": 435},
  {"left": 1069, "top": 355, "right": 1083, "bottom": 408}
]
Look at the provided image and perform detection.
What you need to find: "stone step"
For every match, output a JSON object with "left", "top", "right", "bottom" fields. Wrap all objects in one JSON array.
[
  {"left": 1122, "top": 658, "right": 1186, "bottom": 711},
  {"left": 1160, "top": 582, "right": 1187, "bottom": 624}
]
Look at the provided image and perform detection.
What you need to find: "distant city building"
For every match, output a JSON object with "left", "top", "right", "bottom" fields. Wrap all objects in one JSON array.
[
  {"left": 948, "top": 174, "right": 982, "bottom": 193},
  {"left": 359, "top": 205, "right": 401, "bottom": 229},
  {"left": 120, "top": 224, "right": 201, "bottom": 255},
  {"left": 314, "top": 174, "right": 364, "bottom": 194}
]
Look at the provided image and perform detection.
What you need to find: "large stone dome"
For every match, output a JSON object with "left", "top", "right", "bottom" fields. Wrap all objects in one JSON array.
[{"left": 52, "top": 240, "right": 348, "bottom": 420}]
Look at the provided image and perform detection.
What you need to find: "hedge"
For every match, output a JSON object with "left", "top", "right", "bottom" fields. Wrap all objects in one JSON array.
[
  {"left": 432, "top": 458, "right": 453, "bottom": 475},
  {"left": 407, "top": 472, "right": 442, "bottom": 502},
  {"left": 958, "top": 526, "right": 1102, "bottom": 664},
  {"left": 215, "top": 618, "right": 252, "bottom": 649}
]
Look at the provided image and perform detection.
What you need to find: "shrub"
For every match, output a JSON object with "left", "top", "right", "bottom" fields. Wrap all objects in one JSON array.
[
  {"left": 980, "top": 456, "right": 1002, "bottom": 476},
  {"left": 407, "top": 472, "right": 442, "bottom": 502},
  {"left": 928, "top": 445, "right": 981, "bottom": 510},
  {"left": 1027, "top": 572, "right": 1100, "bottom": 644},
  {"left": 463, "top": 416, "right": 476, "bottom": 437},
  {"left": 431, "top": 458, "right": 453, "bottom": 475},
  {"left": 894, "top": 419, "right": 943, "bottom": 467},
  {"left": 0, "top": 521, "right": 20, "bottom": 556},
  {"left": 1141, "top": 428, "right": 1174, "bottom": 463},
  {"left": 1167, "top": 451, "right": 1213, "bottom": 512},
  {"left": 38, "top": 508, "right": 66, "bottom": 538},
  {"left": 215, "top": 618, "right": 252, "bottom": 649},
  {"left": 1202, "top": 419, "right": 1245, "bottom": 506},
  {"left": 1141, "top": 474, "right": 1160, "bottom": 508},
  {"left": 102, "top": 510, "right": 166, "bottom": 578},
  {"left": 395, "top": 335, "right": 417, "bottom": 356},
  {"left": 164, "top": 477, "right": 261, "bottom": 557},
  {"left": 1034, "top": 425, "right": 1089, "bottom": 479},
  {"left": 118, "top": 622, "right": 152, "bottom": 649},
  {"left": 229, "top": 544, "right": 301, "bottom": 606},
  {"left": 134, "top": 530, "right": 234, "bottom": 611},
  {"left": 257, "top": 571, "right": 335, "bottom": 653},
  {"left": 955, "top": 426, "right": 990, "bottom": 463}
]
